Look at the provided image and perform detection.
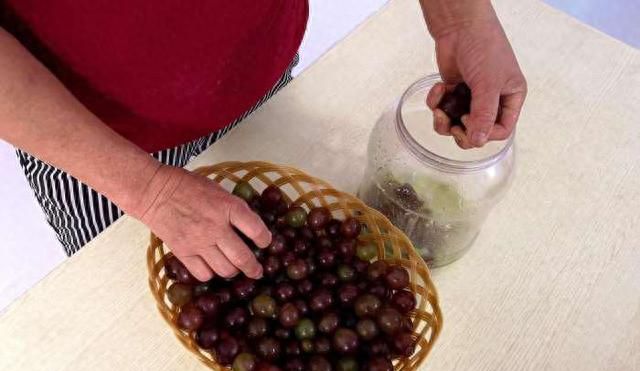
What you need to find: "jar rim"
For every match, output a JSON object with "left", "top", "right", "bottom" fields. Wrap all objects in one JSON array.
[{"left": 395, "top": 74, "right": 514, "bottom": 173}]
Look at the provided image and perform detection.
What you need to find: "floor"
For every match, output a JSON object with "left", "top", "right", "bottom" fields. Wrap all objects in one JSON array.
[{"left": 0, "top": 0, "right": 637, "bottom": 311}]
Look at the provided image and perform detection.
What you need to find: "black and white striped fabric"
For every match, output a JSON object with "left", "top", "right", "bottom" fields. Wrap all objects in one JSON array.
[{"left": 17, "top": 55, "right": 297, "bottom": 256}]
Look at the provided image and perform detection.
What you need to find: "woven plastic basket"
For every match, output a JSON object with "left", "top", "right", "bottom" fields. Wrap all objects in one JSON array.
[{"left": 147, "top": 161, "right": 442, "bottom": 370}]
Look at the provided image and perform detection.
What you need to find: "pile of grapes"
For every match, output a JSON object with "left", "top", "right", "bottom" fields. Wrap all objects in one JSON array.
[{"left": 163, "top": 184, "right": 419, "bottom": 371}]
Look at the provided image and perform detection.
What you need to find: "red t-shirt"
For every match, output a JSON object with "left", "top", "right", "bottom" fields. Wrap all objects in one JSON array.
[{"left": 1, "top": 1, "right": 308, "bottom": 152}]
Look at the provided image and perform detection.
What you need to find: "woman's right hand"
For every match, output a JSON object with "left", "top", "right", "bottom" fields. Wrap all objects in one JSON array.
[{"left": 135, "top": 165, "right": 271, "bottom": 281}]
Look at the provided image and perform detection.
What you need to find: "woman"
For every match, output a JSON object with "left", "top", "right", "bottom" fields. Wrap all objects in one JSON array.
[{"left": 0, "top": 0, "right": 526, "bottom": 281}]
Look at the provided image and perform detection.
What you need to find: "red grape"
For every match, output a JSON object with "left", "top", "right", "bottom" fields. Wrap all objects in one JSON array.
[{"left": 177, "top": 304, "right": 204, "bottom": 331}]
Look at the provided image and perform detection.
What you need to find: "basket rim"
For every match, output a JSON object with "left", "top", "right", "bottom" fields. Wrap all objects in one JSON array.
[{"left": 146, "top": 160, "right": 443, "bottom": 370}]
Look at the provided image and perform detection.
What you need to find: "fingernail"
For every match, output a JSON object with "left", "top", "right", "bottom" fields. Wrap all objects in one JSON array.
[
  {"left": 461, "top": 115, "right": 469, "bottom": 126},
  {"left": 472, "top": 131, "right": 488, "bottom": 145},
  {"left": 433, "top": 113, "right": 441, "bottom": 130}
]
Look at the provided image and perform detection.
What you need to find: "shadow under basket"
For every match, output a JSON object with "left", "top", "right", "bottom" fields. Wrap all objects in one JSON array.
[{"left": 147, "top": 161, "right": 443, "bottom": 370}]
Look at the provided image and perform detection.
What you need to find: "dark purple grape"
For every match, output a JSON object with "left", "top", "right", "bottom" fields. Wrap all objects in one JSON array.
[
  {"left": 215, "top": 336, "right": 240, "bottom": 366},
  {"left": 219, "top": 329, "right": 232, "bottom": 340},
  {"left": 353, "top": 259, "right": 369, "bottom": 274},
  {"left": 356, "top": 319, "right": 379, "bottom": 340},
  {"left": 368, "top": 283, "right": 390, "bottom": 300},
  {"left": 318, "top": 312, "right": 339, "bottom": 334},
  {"left": 294, "top": 300, "right": 310, "bottom": 317},
  {"left": 307, "top": 355, "right": 331, "bottom": 371},
  {"left": 356, "top": 244, "right": 377, "bottom": 262},
  {"left": 309, "top": 289, "right": 334, "bottom": 312},
  {"left": 299, "top": 226, "right": 315, "bottom": 241},
  {"left": 177, "top": 304, "right": 204, "bottom": 331},
  {"left": 232, "top": 352, "right": 257, "bottom": 371},
  {"left": 336, "top": 239, "right": 356, "bottom": 260},
  {"left": 194, "top": 293, "right": 220, "bottom": 316},
  {"left": 268, "top": 234, "right": 287, "bottom": 255},
  {"left": 167, "top": 283, "right": 193, "bottom": 307},
  {"left": 332, "top": 328, "right": 359, "bottom": 354},
  {"left": 278, "top": 302, "right": 301, "bottom": 328},
  {"left": 294, "top": 318, "right": 315, "bottom": 340},
  {"left": 391, "top": 290, "right": 417, "bottom": 314},
  {"left": 281, "top": 226, "right": 297, "bottom": 241},
  {"left": 336, "top": 358, "right": 358, "bottom": 371},
  {"left": 354, "top": 294, "right": 382, "bottom": 317},
  {"left": 317, "top": 249, "right": 337, "bottom": 268},
  {"left": 249, "top": 195, "right": 262, "bottom": 212},
  {"left": 340, "top": 217, "right": 362, "bottom": 238},
  {"left": 164, "top": 256, "right": 197, "bottom": 284},
  {"left": 367, "top": 260, "right": 389, "bottom": 281},
  {"left": 247, "top": 317, "right": 269, "bottom": 339},
  {"left": 296, "top": 279, "right": 313, "bottom": 295},
  {"left": 251, "top": 295, "right": 277, "bottom": 318},
  {"left": 261, "top": 186, "right": 283, "bottom": 209},
  {"left": 337, "top": 264, "right": 356, "bottom": 282},
  {"left": 300, "top": 339, "right": 314, "bottom": 353},
  {"left": 385, "top": 266, "right": 410, "bottom": 290},
  {"left": 215, "top": 288, "right": 232, "bottom": 305},
  {"left": 438, "top": 82, "right": 471, "bottom": 127},
  {"left": 368, "top": 357, "right": 393, "bottom": 371},
  {"left": 275, "top": 327, "right": 293, "bottom": 340},
  {"left": 292, "top": 239, "right": 309, "bottom": 255},
  {"left": 263, "top": 255, "right": 282, "bottom": 278},
  {"left": 232, "top": 277, "right": 258, "bottom": 300},
  {"left": 256, "top": 337, "right": 281, "bottom": 361},
  {"left": 274, "top": 199, "right": 289, "bottom": 217},
  {"left": 275, "top": 282, "right": 296, "bottom": 302},
  {"left": 318, "top": 272, "right": 338, "bottom": 287},
  {"left": 307, "top": 207, "right": 332, "bottom": 230},
  {"left": 325, "top": 219, "right": 342, "bottom": 239},
  {"left": 196, "top": 327, "right": 219, "bottom": 349},
  {"left": 284, "top": 358, "right": 305, "bottom": 371},
  {"left": 232, "top": 182, "right": 257, "bottom": 202},
  {"left": 284, "top": 340, "right": 302, "bottom": 356},
  {"left": 225, "top": 307, "right": 249, "bottom": 328},
  {"left": 287, "top": 259, "right": 309, "bottom": 280},
  {"left": 285, "top": 207, "right": 307, "bottom": 228},
  {"left": 281, "top": 252, "right": 296, "bottom": 267},
  {"left": 392, "top": 331, "right": 416, "bottom": 357},
  {"left": 314, "top": 236, "right": 333, "bottom": 250},
  {"left": 337, "top": 283, "right": 359, "bottom": 306},
  {"left": 377, "top": 307, "right": 403, "bottom": 335},
  {"left": 314, "top": 337, "right": 331, "bottom": 354},
  {"left": 260, "top": 211, "right": 277, "bottom": 226},
  {"left": 370, "top": 338, "right": 391, "bottom": 357}
]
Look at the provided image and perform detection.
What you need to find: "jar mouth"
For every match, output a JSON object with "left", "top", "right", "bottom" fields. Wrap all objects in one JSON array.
[{"left": 395, "top": 74, "right": 514, "bottom": 173}]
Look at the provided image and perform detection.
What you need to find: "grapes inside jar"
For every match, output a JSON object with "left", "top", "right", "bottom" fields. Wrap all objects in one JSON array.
[{"left": 358, "top": 74, "right": 515, "bottom": 267}]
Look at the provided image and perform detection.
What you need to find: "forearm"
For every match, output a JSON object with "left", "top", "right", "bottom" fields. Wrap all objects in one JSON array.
[
  {"left": 419, "top": 0, "right": 496, "bottom": 39},
  {"left": 0, "top": 28, "right": 159, "bottom": 215}
]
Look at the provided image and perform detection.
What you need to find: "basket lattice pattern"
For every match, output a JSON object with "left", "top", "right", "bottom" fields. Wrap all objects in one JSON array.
[{"left": 147, "top": 161, "right": 443, "bottom": 370}]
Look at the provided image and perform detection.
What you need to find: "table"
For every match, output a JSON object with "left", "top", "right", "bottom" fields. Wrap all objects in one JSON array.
[{"left": 1, "top": 0, "right": 639, "bottom": 370}]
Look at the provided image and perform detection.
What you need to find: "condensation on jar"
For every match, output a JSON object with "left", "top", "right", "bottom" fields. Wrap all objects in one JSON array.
[{"left": 358, "top": 74, "right": 515, "bottom": 267}]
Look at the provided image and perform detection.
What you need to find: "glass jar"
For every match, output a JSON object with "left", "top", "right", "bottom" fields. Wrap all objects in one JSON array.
[{"left": 358, "top": 74, "right": 515, "bottom": 267}]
